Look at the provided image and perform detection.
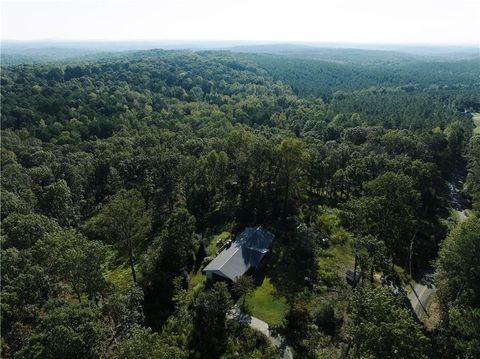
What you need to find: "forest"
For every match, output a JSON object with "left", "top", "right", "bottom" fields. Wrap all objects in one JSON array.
[{"left": 1, "top": 47, "right": 480, "bottom": 359}]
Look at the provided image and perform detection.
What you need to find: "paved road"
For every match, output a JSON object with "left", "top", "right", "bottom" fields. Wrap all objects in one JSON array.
[
  {"left": 447, "top": 181, "right": 469, "bottom": 221},
  {"left": 407, "top": 273, "right": 436, "bottom": 319},
  {"left": 229, "top": 307, "right": 293, "bottom": 359},
  {"left": 408, "top": 180, "right": 468, "bottom": 320}
]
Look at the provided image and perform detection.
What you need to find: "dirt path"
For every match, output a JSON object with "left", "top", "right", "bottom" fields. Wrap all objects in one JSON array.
[{"left": 229, "top": 307, "right": 293, "bottom": 359}]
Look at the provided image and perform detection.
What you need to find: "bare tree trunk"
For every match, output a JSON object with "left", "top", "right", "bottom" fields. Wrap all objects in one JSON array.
[
  {"left": 342, "top": 342, "right": 351, "bottom": 359},
  {"left": 409, "top": 229, "right": 418, "bottom": 278},
  {"left": 353, "top": 254, "right": 358, "bottom": 288},
  {"left": 129, "top": 245, "right": 137, "bottom": 283},
  {"left": 75, "top": 286, "right": 82, "bottom": 303},
  {"left": 283, "top": 176, "right": 290, "bottom": 219}
]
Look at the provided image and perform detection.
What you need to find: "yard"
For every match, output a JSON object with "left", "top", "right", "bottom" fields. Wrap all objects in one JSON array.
[
  {"left": 191, "top": 221, "right": 358, "bottom": 327},
  {"left": 473, "top": 113, "right": 480, "bottom": 135},
  {"left": 317, "top": 239, "right": 355, "bottom": 285},
  {"left": 242, "top": 277, "right": 288, "bottom": 326}
]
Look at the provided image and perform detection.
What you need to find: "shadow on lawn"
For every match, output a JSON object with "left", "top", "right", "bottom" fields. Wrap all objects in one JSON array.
[{"left": 255, "top": 234, "right": 318, "bottom": 301}]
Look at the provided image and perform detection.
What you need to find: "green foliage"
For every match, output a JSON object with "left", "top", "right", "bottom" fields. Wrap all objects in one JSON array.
[
  {"left": 104, "top": 285, "right": 145, "bottom": 341},
  {"left": 222, "top": 321, "right": 278, "bottom": 359},
  {"left": 233, "top": 275, "right": 255, "bottom": 307},
  {"left": 466, "top": 134, "right": 480, "bottom": 213},
  {"left": 347, "top": 172, "right": 420, "bottom": 265},
  {"left": 354, "top": 235, "right": 389, "bottom": 283},
  {"left": 1, "top": 248, "right": 52, "bottom": 355},
  {"left": 192, "top": 282, "right": 233, "bottom": 358},
  {"left": 346, "top": 286, "right": 430, "bottom": 359},
  {"left": 1, "top": 48, "right": 476, "bottom": 357},
  {"left": 33, "top": 229, "right": 108, "bottom": 302},
  {"left": 15, "top": 300, "right": 108, "bottom": 359},
  {"left": 436, "top": 216, "right": 480, "bottom": 307},
  {"left": 436, "top": 216, "right": 480, "bottom": 358},
  {"left": 285, "top": 300, "right": 328, "bottom": 358},
  {"left": 157, "top": 207, "right": 196, "bottom": 274},
  {"left": 1, "top": 213, "right": 59, "bottom": 249},
  {"left": 140, "top": 207, "right": 196, "bottom": 323},
  {"left": 38, "top": 179, "right": 78, "bottom": 226},
  {"left": 276, "top": 138, "right": 310, "bottom": 216},
  {"left": 86, "top": 189, "right": 151, "bottom": 283},
  {"left": 114, "top": 325, "right": 187, "bottom": 359}
]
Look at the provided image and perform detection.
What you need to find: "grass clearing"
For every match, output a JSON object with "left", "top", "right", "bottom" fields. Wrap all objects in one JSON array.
[
  {"left": 317, "top": 240, "right": 355, "bottom": 286},
  {"left": 243, "top": 277, "right": 288, "bottom": 326},
  {"left": 206, "top": 231, "right": 231, "bottom": 256},
  {"left": 323, "top": 241, "right": 355, "bottom": 269},
  {"left": 107, "top": 263, "right": 136, "bottom": 292},
  {"left": 103, "top": 247, "right": 136, "bottom": 292},
  {"left": 188, "top": 268, "right": 206, "bottom": 292},
  {"left": 473, "top": 113, "right": 480, "bottom": 135}
]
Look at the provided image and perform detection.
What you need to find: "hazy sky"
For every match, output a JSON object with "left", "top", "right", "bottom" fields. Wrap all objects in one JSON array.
[{"left": 1, "top": 0, "right": 479, "bottom": 44}]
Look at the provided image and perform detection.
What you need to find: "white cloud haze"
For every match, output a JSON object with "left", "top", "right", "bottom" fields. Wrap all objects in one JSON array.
[{"left": 1, "top": 0, "right": 479, "bottom": 44}]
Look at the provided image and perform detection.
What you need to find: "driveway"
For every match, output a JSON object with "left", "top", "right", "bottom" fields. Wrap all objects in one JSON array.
[
  {"left": 229, "top": 307, "right": 293, "bottom": 359},
  {"left": 407, "top": 273, "right": 436, "bottom": 320},
  {"left": 408, "top": 180, "right": 468, "bottom": 320}
]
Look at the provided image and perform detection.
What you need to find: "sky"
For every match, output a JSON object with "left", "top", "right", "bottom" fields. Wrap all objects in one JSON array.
[{"left": 1, "top": 0, "right": 479, "bottom": 45}]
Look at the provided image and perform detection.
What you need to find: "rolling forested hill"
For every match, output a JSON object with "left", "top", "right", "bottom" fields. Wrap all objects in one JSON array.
[{"left": 1, "top": 47, "right": 479, "bottom": 359}]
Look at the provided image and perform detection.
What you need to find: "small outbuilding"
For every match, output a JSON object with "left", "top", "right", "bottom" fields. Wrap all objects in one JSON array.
[{"left": 203, "top": 226, "right": 274, "bottom": 282}]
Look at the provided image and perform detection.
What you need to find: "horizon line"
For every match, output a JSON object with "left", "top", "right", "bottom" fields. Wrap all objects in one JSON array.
[{"left": 2, "top": 38, "right": 479, "bottom": 48}]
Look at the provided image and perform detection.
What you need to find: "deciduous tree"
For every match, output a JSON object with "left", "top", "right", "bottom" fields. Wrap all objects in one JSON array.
[{"left": 86, "top": 189, "right": 151, "bottom": 283}]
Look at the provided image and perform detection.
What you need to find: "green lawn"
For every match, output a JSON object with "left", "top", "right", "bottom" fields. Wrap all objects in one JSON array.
[
  {"left": 243, "top": 277, "right": 288, "bottom": 326},
  {"left": 207, "top": 231, "right": 231, "bottom": 255}
]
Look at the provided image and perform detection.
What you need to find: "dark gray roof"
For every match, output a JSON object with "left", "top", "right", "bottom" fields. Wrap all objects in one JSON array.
[{"left": 203, "top": 226, "right": 274, "bottom": 281}]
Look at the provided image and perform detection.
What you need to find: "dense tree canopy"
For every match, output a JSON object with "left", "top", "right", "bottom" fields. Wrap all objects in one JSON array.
[
  {"left": 346, "top": 286, "right": 430, "bottom": 359},
  {"left": 436, "top": 216, "right": 480, "bottom": 358},
  {"left": 1, "top": 47, "right": 478, "bottom": 358}
]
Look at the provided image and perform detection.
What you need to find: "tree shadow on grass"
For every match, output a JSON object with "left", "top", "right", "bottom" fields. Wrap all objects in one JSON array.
[{"left": 258, "top": 234, "right": 318, "bottom": 302}]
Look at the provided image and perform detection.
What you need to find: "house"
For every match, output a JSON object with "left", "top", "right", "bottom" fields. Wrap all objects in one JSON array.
[{"left": 203, "top": 226, "right": 274, "bottom": 282}]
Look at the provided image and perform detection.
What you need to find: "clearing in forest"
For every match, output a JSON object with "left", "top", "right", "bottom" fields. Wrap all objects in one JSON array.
[{"left": 473, "top": 113, "right": 480, "bottom": 134}]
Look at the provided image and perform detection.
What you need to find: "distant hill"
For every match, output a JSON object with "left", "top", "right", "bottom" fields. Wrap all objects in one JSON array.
[
  {"left": 2, "top": 41, "right": 477, "bottom": 65},
  {"left": 229, "top": 44, "right": 419, "bottom": 64}
]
